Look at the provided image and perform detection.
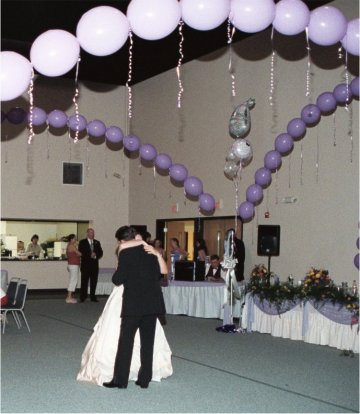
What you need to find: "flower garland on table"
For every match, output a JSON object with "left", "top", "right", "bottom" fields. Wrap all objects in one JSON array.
[{"left": 247, "top": 265, "right": 359, "bottom": 323}]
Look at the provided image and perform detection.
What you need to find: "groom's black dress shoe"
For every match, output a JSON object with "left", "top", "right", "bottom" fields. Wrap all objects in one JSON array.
[
  {"left": 103, "top": 381, "right": 127, "bottom": 389},
  {"left": 135, "top": 381, "right": 149, "bottom": 389}
]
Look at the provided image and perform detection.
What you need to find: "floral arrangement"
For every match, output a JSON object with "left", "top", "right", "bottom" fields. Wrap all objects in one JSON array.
[
  {"left": 249, "top": 264, "right": 269, "bottom": 286},
  {"left": 303, "top": 267, "right": 332, "bottom": 288}
]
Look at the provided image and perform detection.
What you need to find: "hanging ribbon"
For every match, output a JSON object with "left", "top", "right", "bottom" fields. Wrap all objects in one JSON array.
[
  {"left": 126, "top": 31, "right": 134, "bottom": 120},
  {"left": 27, "top": 70, "right": 35, "bottom": 144},
  {"left": 176, "top": 20, "right": 184, "bottom": 109},
  {"left": 153, "top": 165, "right": 157, "bottom": 198},
  {"left": 300, "top": 142, "right": 304, "bottom": 185},
  {"left": 316, "top": 127, "right": 319, "bottom": 183},
  {"left": 72, "top": 57, "right": 81, "bottom": 143},
  {"left": 305, "top": 28, "right": 313, "bottom": 100},
  {"left": 288, "top": 153, "right": 292, "bottom": 189},
  {"left": 269, "top": 27, "right": 278, "bottom": 134},
  {"left": 227, "top": 19, "right": 236, "bottom": 97}
]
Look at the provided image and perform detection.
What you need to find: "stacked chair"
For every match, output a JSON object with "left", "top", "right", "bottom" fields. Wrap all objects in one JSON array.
[{"left": 1, "top": 278, "right": 31, "bottom": 334}]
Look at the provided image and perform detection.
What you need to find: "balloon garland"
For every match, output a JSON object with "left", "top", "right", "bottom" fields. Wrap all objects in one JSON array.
[
  {"left": 0, "top": 1, "right": 359, "bottom": 102},
  {"left": 236, "top": 77, "right": 359, "bottom": 222},
  {"left": 1, "top": 105, "right": 216, "bottom": 213}
]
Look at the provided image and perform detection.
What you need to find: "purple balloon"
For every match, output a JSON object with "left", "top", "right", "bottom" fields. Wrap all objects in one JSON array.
[
  {"left": 7, "top": 107, "right": 27, "bottom": 124},
  {"left": 301, "top": 104, "right": 321, "bottom": 125},
  {"left": 333, "top": 83, "right": 353, "bottom": 105},
  {"left": 67, "top": 114, "right": 87, "bottom": 132},
  {"left": 28, "top": 107, "right": 47, "bottom": 126},
  {"left": 199, "top": 193, "right": 215, "bottom": 212},
  {"left": 123, "top": 134, "right": 141, "bottom": 152},
  {"left": 354, "top": 253, "right": 359, "bottom": 270},
  {"left": 264, "top": 150, "right": 282, "bottom": 171},
  {"left": 356, "top": 237, "right": 359, "bottom": 250},
  {"left": 1, "top": 110, "right": 6, "bottom": 123},
  {"left": 184, "top": 176, "right": 203, "bottom": 197},
  {"left": 287, "top": 118, "right": 306, "bottom": 139},
  {"left": 308, "top": 6, "right": 347, "bottom": 46},
  {"left": 155, "top": 153, "right": 172, "bottom": 170},
  {"left": 140, "top": 143, "right": 157, "bottom": 161},
  {"left": 273, "top": 0, "right": 310, "bottom": 36},
  {"left": 274, "top": 133, "right": 294, "bottom": 155},
  {"left": 169, "top": 163, "right": 188, "bottom": 182},
  {"left": 341, "top": 18, "right": 360, "bottom": 56},
  {"left": 316, "top": 92, "right": 337, "bottom": 114},
  {"left": 255, "top": 167, "right": 272, "bottom": 188},
  {"left": 246, "top": 184, "right": 263, "bottom": 205},
  {"left": 47, "top": 110, "right": 68, "bottom": 128},
  {"left": 105, "top": 126, "right": 123, "bottom": 144},
  {"left": 350, "top": 77, "right": 359, "bottom": 98},
  {"left": 238, "top": 201, "right": 254, "bottom": 222},
  {"left": 87, "top": 119, "right": 106, "bottom": 137}
]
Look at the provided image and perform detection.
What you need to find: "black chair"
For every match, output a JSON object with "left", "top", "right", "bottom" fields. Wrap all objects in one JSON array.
[
  {"left": 1, "top": 279, "right": 30, "bottom": 334},
  {"left": 1, "top": 277, "right": 21, "bottom": 330}
]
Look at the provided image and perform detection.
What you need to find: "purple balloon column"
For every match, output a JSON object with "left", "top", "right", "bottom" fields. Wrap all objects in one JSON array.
[
  {"left": 316, "top": 92, "right": 337, "bottom": 114},
  {"left": 287, "top": 118, "right": 306, "bottom": 139},
  {"left": 350, "top": 77, "right": 359, "bottom": 97},
  {"left": 184, "top": 176, "right": 203, "bottom": 197},
  {"left": 274, "top": 133, "right": 294, "bottom": 155},
  {"left": 47, "top": 110, "right": 68, "bottom": 128},
  {"left": 140, "top": 143, "right": 157, "bottom": 161},
  {"left": 255, "top": 167, "right": 272, "bottom": 188},
  {"left": 28, "top": 107, "right": 47, "bottom": 126},
  {"left": 301, "top": 104, "right": 321, "bottom": 125},
  {"left": 264, "top": 150, "right": 282, "bottom": 171},
  {"left": 155, "top": 153, "right": 172, "bottom": 170},
  {"left": 199, "top": 193, "right": 215, "bottom": 212},
  {"left": 333, "top": 83, "right": 353, "bottom": 105},
  {"left": 105, "top": 126, "right": 123, "bottom": 144},
  {"left": 87, "top": 119, "right": 106, "bottom": 137},
  {"left": 123, "top": 134, "right": 141, "bottom": 152},
  {"left": 238, "top": 201, "right": 254, "bottom": 221},
  {"left": 68, "top": 115, "right": 88, "bottom": 132},
  {"left": 246, "top": 184, "right": 263, "bottom": 205},
  {"left": 169, "top": 164, "right": 188, "bottom": 182}
]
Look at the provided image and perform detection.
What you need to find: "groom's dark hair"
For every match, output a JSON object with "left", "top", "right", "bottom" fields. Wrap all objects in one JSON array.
[{"left": 115, "top": 226, "right": 137, "bottom": 241}]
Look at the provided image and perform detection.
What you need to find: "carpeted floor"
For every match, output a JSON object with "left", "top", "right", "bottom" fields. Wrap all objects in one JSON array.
[{"left": 1, "top": 295, "right": 359, "bottom": 413}]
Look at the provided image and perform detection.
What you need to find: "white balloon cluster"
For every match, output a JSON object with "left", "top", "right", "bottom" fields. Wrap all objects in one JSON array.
[
  {"left": 224, "top": 98, "right": 255, "bottom": 180},
  {"left": 1, "top": 0, "right": 359, "bottom": 101}
]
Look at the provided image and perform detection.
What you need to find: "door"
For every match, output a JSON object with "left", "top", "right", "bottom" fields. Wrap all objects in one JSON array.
[
  {"left": 165, "top": 221, "right": 187, "bottom": 270},
  {"left": 203, "top": 218, "right": 241, "bottom": 259}
]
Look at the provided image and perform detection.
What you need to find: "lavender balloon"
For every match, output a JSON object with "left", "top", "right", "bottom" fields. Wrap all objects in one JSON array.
[
  {"left": 341, "top": 18, "right": 360, "bottom": 56},
  {"left": 308, "top": 6, "right": 347, "bottom": 46},
  {"left": 123, "top": 134, "right": 141, "bottom": 152},
  {"left": 105, "top": 126, "right": 123, "bottom": 144},
  {"left": 27, "top": 107, "right": 47, "bottom": 126},
  {"left": 169, "top": 163, "right": 188, "bottom": 182},
  {"left": 155, "top": 153, "right": 172, "bottom": 170},
  {"left": 301, "top": 104, "right": 321, "bottom": 125},
  {"left": 246, "top": 184, "right": 263, "bottom": 205},
  {"left": 274, "top": 133, "right": 294, "bottom": 155},
  {"left": 87, "top": 119, "right": 106, "bottom": 137},
  {"left": 237, "top": 201, "right": 254, "bottom": 222},
  {"left": 255, "top": 167, "right": 272, "bottom": 188},
  {"left": 354, "top": 253, "right": 359, "bottom": 270},
  {"left": 184, "top": 176, "right": 203, "bottom": 197},
  {"left": 287, "top": 118, "right": 306, "bottom": 139},
  {"left": 264, "top": 150, "right": 282, "bottom": 171},
  {"left": 7, "top": 107, "right": 27, "bottom": 124},
  {"left": 140, "top": 143, "right": 157, "bottom": 161},
  {"left": 273, "top": 0, "right": 310, "bottom": 36},
  {"left": 316, "top": 92, "right": 337, "bottom": 114},
  {"left": 199, "top": 193, "right": 215, "bottom": 212},
  {"left": 47, "top": 110, "right": 68, "bottom": 128},
  {"left": 357, "top": 237, "right": 359, "bottom": 250},
  {"left": 350, "top": 77, "right": 359, "bottom": 98},
  {"left": 333, "top": 83, "right": 353, "bottom": 105},
  {"left": 68, "top": 114, "right": 88, "bottom": 132}
]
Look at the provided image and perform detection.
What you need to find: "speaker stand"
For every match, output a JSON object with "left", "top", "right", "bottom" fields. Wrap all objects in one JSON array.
[{"left": 267, "top": 255, "right": 272, "bottom": 275}]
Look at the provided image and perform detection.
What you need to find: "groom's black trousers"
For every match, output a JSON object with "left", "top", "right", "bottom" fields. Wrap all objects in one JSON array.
[{"left": 112, "top": 314, "right": 157, "bottom": 386}]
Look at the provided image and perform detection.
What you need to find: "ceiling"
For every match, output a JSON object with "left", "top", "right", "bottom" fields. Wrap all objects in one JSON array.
[{"left": 1, "top": 0, "right": 334, "bottom": 86}]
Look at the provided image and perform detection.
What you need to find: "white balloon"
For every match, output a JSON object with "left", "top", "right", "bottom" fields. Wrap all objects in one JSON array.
[
  {"left": 127, "top": 0, "right": 181, "bottom": 40},
  {"left": 230, "top": 0, "right": 276, "bottom": 33},
  {"left": 273, "top": 0, "right": 310, "bottom": 36},
  {"left": 231, "top": 139, "right": 252, "bottom": 161},
  {"left": 77, "top": 6, "right": 129, "bottom": 56},
  {"left": 180, "top": 0, "right": 231, "bottom": 31},
  {"left": 30, "top": 30, "right": 80, "bottom": 77},
  {"left": 0, "top": 51, "right": 33, "bottom": 101}
]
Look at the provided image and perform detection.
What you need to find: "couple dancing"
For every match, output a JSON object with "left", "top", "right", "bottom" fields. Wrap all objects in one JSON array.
[{"left": 77, "top": 226, "right": 173, "bottom": 388}]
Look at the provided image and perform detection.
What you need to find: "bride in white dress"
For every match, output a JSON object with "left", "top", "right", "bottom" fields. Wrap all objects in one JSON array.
[{"left": 77, "top": 240, "right": 173, "bottom": 386}]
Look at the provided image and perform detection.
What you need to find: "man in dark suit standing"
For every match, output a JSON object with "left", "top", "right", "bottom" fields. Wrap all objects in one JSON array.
[
  {"left": 103, "top": 226, "right": 165, "bottom": 389},
  {"left": 78, "top": 228, "right": 103, "bottom": 302}
]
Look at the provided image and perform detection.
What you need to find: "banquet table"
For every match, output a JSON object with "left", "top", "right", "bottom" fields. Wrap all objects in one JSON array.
[
  {"left": 241, "top": 293, "right": 359, "bottom": 353},
  {"left": 161, "top": 280, "right": 244, "bottom": 319}
]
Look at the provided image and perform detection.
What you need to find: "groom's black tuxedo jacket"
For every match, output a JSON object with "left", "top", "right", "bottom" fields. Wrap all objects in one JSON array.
[{"left": 112, "top": 245, "right": 165, "bottom": 317}]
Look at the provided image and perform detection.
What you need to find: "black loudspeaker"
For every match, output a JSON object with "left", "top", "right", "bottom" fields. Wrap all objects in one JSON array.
[{"left": 257, "top": 225, "right": 280, "bottom": 256}]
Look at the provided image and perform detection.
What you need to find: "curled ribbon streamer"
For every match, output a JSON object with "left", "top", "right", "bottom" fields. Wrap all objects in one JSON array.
[
  {"left": 126, "top": 31, "right": 133, "bottom": 120},
  {"left": 176, "top": 20, "right": 184, "bottom": 109},
  {"left": 288, "top": 153, "right": 292, "bottom": 189},
  {"left": 104, "top": 145, "right": 108, "bottom": 179},
  {"left": 316, "top": 128, "right": 319, "bottom": 183},
  {"left": 227, "top": 20, "right": 236, "bottom": 97},
  {"left": 138, "top": 163, "right": 142, "bottom": 175},
  {"left": 333, "top": 112, "right": 337, "bottom": 147},
  {"left": 27, "top": 70, "right": 35, "bottom": 144},
  {"left": 269, "top": 27, "right": 278, "bottom": 134},
  {"left": 153, "top": 165, "right": 156, "bottom": 198},
  {"left": 72, "top": 57, "right": 81, "bottom": 143},
  {"left": 46, "top": 125, "right": 50, "bottom": 159},
  {"left": 300, "top": 142, "right": 304, "bottom": 185},
  {"left": 348, "top": 103, "right": 353, "bottom": 163},
  {"left": 275, "top": 169, "right": 279, "bottom": 204},
  {"left": 305, "top": 28, "right": 312, "bottom": 100}
]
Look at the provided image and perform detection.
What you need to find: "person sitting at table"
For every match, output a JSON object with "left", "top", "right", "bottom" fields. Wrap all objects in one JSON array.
[
  {"left": 205, "top": 254, "right": 225, "bottom": 283},
  {"left": 25, "top": 234, "right": 43, "bottom": 258}
]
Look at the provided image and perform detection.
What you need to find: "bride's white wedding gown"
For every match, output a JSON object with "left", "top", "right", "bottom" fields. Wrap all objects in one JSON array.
[{"left": 77, "top": 285, "right": 173, "bottom": 386}]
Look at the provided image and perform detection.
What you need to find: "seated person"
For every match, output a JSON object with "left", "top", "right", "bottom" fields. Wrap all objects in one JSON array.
[
  {"left": 25, "top": 234, "right": 43, "bottom": 258},
  {"left": 205, "top": 254, "right": 225, "bottom": 283},
  {"left": 1, "top": 287, "right": 8, "bottom": 306}
]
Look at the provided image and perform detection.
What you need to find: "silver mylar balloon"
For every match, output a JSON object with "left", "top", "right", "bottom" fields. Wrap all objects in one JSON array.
[
  {"left": 229, "top": 97, "right": 255, "bottom": 138},
  {"left": 225, "top": 148, "right": 240, "bottom": 163},
  {"left": 224, "top": 160, "right": 239, "bottom": 180},
  {"left": 231, "top": 139, "right": 252, "bottom": 163}
]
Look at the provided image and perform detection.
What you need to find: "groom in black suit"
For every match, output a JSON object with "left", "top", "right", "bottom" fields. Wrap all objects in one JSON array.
[{"left": 103, "top": 226, "right": 165, "bottom": 389}]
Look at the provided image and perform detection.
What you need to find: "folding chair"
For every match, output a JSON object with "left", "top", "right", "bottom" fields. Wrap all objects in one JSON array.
[
  {"left": 1, "top": 277, "right": 21, "bottom": 330},
  {"left": 2, "top": 279, "right": 30, "bottom": 334}
]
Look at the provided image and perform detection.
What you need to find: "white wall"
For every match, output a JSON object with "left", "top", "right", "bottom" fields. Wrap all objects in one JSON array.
[{"left": 129, "top": 0, "right": 359, "bottom": 284}]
